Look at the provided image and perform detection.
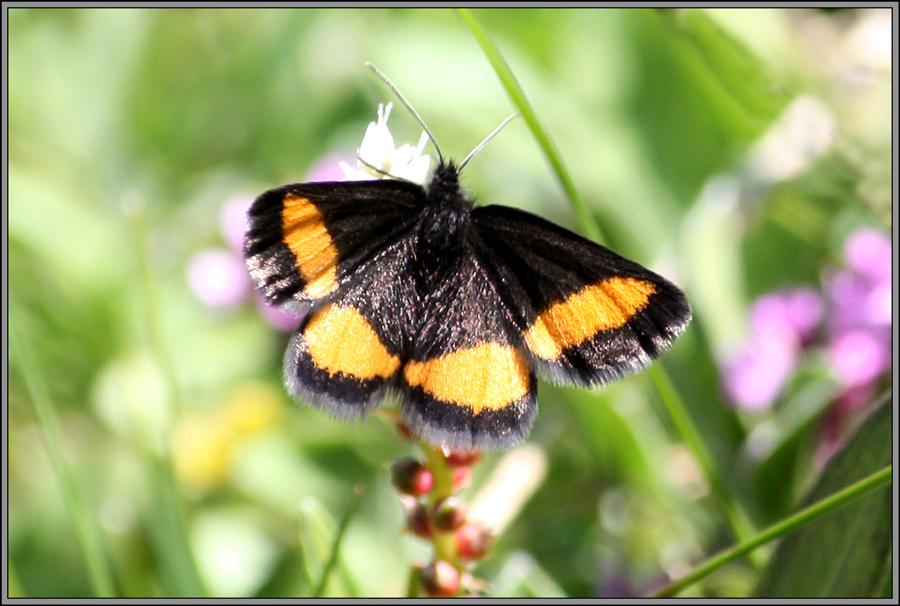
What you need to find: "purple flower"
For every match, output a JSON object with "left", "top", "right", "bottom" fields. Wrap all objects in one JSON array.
[
  {"left": 844, "top": 228, "right": 891, "bottom": 285},
  {"left": 253, "top": 293, "right": 302, "bottom": 332},
  {"left": 721, "top": 226, "right": 890, "bottom": 417},
  {"left": 187, "top": 249, "right": 253, "bottom": 310},
  {"left": 827, "top": 229, "right": 892, "bottom": 331},
  {"left": 307, "top": 154, "right": 355, "bottom": 183},
  {"left": 827, "top": 329, "right": 891, "bottom": 388},
  {"left": 721, "top": 333, "right": 799, "bottom": 412},
  {"left": 824, "top": 269, "right": 870, "bottom": 335},
  {"left": 865, "top": 280, "right": 892, "bottom": 327},
  {"left": 721, "top": 289, "right": 820, "bottom": 411},
  {"left": 220, "top": 195, "right": 252, "bottom": 255},
  {"left": 750, "top": 288, "right": 824, "bottom": 344},
  {"left": 822, "top": 227, "right": 891, "bottom": 389}
]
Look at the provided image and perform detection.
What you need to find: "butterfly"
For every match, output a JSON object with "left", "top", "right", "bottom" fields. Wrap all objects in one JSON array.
[{"left": 244, "top": 68, "right": 691, "bottom": 450}]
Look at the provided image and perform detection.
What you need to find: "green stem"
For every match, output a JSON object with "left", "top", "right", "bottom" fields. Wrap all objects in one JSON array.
[
  {"left": 650, "top": 366, "right": 759, "bottom": 558},
  {"left": 457, "top": 8, "right": 604, "bottom": 244},
  {"left": 10, "top": 315, "right": 117, "bottom": 598},
  {"left": 653, "top": 465, "right": 893, "bottom": 597},
  {"left": 124, "top": 199, "right": 206, "bottom": 596},
  {"left": 405, "top": 565, "right": 422, "bottom": 598},
  {"left": 313, "top": 485, "right": 365, "bottom": 597},
  {"left": 421, "top": 445, "right": 460, "bottom": 565}
]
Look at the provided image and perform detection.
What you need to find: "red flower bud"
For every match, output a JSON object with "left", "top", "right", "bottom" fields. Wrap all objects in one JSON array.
[
  {"left": 419, "top": 560, "right": 459, "bottom": 597},
  {"left": 401, "top": 497, "right": 432, "bottom": 538},
  {"left": 391, "top": 458, "right": 433, "bottom": 496},
  {"left": 456, "top": 521, "right": 494, "bottom": 560},
  {"left": 442, "top": 446, "right": 482, "bottom": 467},
  {"left": 431, "top": 496, "right": 468, "bottom": 532},
  {"left": 452, "top": 466, "right": 472, "bottom": 491}
]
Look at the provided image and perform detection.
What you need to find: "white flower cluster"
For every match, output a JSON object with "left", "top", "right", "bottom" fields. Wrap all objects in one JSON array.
[{"left": 340, "top": 103, "right": 434, "bottom": 185}]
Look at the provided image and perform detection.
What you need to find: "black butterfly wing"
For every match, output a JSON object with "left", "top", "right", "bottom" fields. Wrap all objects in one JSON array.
[
  {"left": 245, "top": 180, "right": 425, "bottom": 420},
  {"left": 245, "top": 179, "right": 425, "bottom": 311},
  {"left": 397, "top": 242, "right": 538, "bottom": 451},
  {"left": 471, "top": 204, "right": 691, "bottom": 388}
]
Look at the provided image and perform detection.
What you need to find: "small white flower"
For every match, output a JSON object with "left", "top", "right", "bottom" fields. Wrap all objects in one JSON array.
[{"left": 340, "top": 103, "right": 433, "bottom": 184}]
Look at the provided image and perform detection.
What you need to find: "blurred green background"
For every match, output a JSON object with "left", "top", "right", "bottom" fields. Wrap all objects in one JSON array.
[{"left": 8, "top": 7, "right": 892, "bottom": 598}]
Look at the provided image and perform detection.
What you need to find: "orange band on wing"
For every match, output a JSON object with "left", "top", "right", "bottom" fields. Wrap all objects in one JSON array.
[
  {"left": 281, "top": 194, "right": 338, "bottom": 298},
  {"left": 305, "top": 304, "right": 400, "bottom": 380},
  {"left": 525, "top": 277, "right": 657, "bottom": 360},
  {"left": 404, "top": 344, "right": 530, "bottom": 414}
]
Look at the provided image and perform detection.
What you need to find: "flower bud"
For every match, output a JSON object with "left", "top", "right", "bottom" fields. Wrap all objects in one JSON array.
[
  {"left": 419, "top": 560, "right": 459, "bottom": 597},
  {"left": 456, "top": 521, "right": 494, "bottom": 560},
  {"left": 401, "top": 497, "right": 432, "bottom": 538},
  {"left": 431, "top": 496, "right": 468, "bottom": 532},
  {"left": 396, "top": 422, "right": 414, "bottom": 440},
  {"left": 391, "top": 458, "right": 433, "bottom": 496},
  {"left": 442, "top": 446, "right": 482, "bottom": 467},
  {"left": 452, "top": 466, "right": 472, "bottom": 491}
]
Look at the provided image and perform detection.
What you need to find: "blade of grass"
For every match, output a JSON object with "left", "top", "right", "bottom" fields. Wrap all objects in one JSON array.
[
  {"left": 10, "top": 310, "right": 117, "bottom": 598},
  {"left": 653, "top": 464, "right": 893, "bottom": 597},
  {"left": 8, "top": 561, "right": 25, "bottom": 598},
  {"left": 406, "top": 565, "right": 421, "bottom": 598},
  {"left": 752, "top": 391, "right": 892, "bottom": 597},
  {"left": 124, "top": 196, "right": 206, "bottom": 596},
  {"left": 650, "top": 365, "right": 759, "bottom": 556},
  {"left": 457, "top": 8, "right": 604, "bottom": 245},
  {"left": 459, "top": 7, "right": 758, "bottom": 555},
  {"left": 312, "top": 485, "right": 365, "bottom": 597}
]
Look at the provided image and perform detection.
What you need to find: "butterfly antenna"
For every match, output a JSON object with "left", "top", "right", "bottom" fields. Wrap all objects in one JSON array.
[
  {"left": 458, "top": 113, "right": 521, "bottom": 172},
  {"left": 366, "top": 62, "right": 444, "bottom": 164},
  {"left": 358, "top": 155, "right": 410, "bottom": 182}
]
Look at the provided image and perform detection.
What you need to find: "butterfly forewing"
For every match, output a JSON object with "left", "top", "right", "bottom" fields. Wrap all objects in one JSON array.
[
  {"left": 471, "top": 204, "right": 692, "bottom": 388},
  {"left": 245, "top": 180, "right": 425, "bottom": 310}
]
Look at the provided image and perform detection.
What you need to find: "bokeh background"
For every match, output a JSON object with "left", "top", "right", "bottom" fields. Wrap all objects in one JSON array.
[{"left": 8, "top": 7, "right": 893, "bottom": 598}]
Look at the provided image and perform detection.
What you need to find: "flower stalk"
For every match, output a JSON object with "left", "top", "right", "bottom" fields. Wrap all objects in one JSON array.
[{"left": 392, "top": 423, "right": 492, "bottom": 597}]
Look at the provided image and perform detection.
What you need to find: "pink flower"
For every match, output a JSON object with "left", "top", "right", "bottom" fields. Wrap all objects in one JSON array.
[
  {"left": 220, "top": 195, "right": 251, "bottom": 254},
  {"left": 827, "top": 329, "right": 891, "bottom": 388},
  {"left": 307, "top": 154, "right": 355, "bottom": 183},
  {"left": 187, "top": 249, "right": 252, "bottom": 310},
  {"left": 720, "top": 227, "right": 890, "bottom": 413},
  {"left": 844, "top": 228, "right": 891, "bottom": 285},
  {"left": 721, "top": 288, "right": 821, "bottom": 411}
]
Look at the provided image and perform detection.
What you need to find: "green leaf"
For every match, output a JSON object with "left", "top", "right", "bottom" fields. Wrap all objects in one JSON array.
[
  {"left": 313, "top": 485, "right": 364, "bottom": 598},
  {"left": 488, "top": 552, "right": 567, "bottom": 597},
  {"left": 296, "top": 489, "right": 364, "bottom": 598},
  {"left": 628, "top": 9, "right": 792, "bottom": 202},
  {"left": 296, "top": 497, "right": 337, "bottom": 591},
  {"left": 456, "top": 8, "right": 604, "bottom": 244},
  {"left": 676, "top": 9, "right": 791, "bottom": 126},
  {"left": 753, "top": 397, "right": 893, "bottom": 597}
]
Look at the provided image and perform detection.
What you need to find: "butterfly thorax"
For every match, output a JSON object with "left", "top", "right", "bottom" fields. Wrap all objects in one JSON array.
[{"left": 413, "top": 161, "right": 472, "bottom": 286}]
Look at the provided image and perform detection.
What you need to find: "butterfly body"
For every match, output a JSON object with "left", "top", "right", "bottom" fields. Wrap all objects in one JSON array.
[
  {"left": 411, "top": 162, "right": 472, "bottom": 287},
  {"left": 245, "top": 161, "right": 690, "bottom": 450}
]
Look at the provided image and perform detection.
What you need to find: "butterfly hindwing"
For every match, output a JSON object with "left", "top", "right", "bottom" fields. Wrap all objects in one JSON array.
[
  {"left": 472, "top": 204, "right": 692, "bottom": 388},
  {"left": 284, "top": 237, "right": 421, "bottom": 420},
  {"left": 399, "top": 245, "right": 537, "bottom": 450}
]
